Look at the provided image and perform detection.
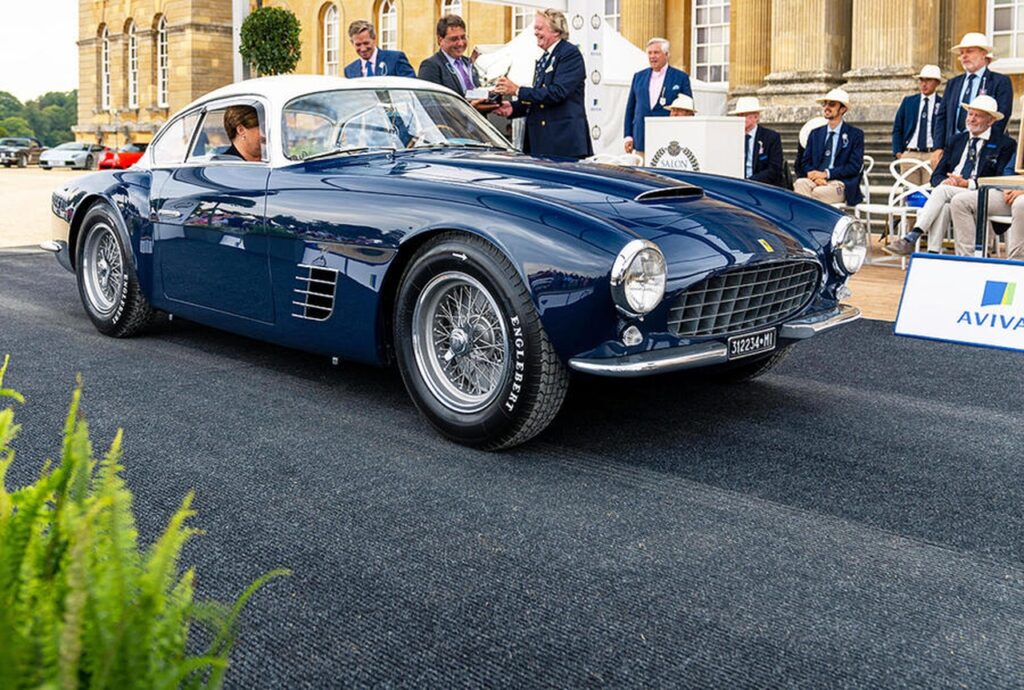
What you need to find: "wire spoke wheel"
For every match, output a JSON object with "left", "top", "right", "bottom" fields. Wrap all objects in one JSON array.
[
  {"left": 81, "top": 221, "right": 123, "bottom": 316},
  {"left": 412, "top": 271, "right": 510, "bottom": 414}
]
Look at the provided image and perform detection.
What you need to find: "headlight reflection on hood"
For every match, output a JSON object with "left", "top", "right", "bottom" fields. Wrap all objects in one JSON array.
[{"left": 610, "top": 239, "right": 667, "bottom": 316}]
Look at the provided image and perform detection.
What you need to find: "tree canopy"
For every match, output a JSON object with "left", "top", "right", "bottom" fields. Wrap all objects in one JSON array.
[
  {"left": 239, "top": 7, "right": 302, "bottom": 76},
  {"left": 0, "top": 91, "right": 77, "bottom": 146}
]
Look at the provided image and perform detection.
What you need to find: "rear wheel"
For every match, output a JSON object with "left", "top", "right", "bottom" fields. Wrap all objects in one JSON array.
[
  {"left": 393, "top": 233, "right": 568, "bottom": 449},
  {"left": 83, "top": 155, "right": 94, "bottom": 170},
  {"left": 76, "top": 204, "right": 154, "bottom": 337}
]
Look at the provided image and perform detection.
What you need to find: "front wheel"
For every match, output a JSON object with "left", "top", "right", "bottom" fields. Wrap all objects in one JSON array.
[
  {"left": 393, "top": 233, "right": 568, "bottom": 450},
  {"left": 76, "top": 203, "right": 154, "bottom": 337},
  {"left": 82, "top": 155, "right": 94, "bottom": 170},
  {"left": 17, "top": 154, "right": 27, "bottom": 168}
]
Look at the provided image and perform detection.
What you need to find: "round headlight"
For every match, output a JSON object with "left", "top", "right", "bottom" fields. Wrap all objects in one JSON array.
[
  {"left": 610, "top": 239, "right": 667, "bottom": 315},
  {"left": 831, "top": 216, "right": 867, "bottom": 275}
]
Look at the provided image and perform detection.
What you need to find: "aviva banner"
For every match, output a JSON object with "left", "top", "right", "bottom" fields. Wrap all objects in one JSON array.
[{"left": 895, "top": 255, "right": 1024, "bottom": 352}]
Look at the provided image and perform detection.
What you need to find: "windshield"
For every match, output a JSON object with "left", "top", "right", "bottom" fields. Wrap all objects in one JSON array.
[
  {"left": 281, "top": 88, "right": 511, "bottom": 160},
  {"left": 0, "top": 138, "right": 26, "bottom": 146},
  {"left": 55, "top": 142, "right": 87, "bottom": 150}
]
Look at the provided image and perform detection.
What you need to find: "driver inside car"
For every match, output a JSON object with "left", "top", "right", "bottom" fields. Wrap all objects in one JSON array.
[{"left": 222, "top": 105, "right": 264, "bottom": 161}]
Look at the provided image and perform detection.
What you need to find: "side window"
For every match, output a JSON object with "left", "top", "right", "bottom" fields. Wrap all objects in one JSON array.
[
  {"left": 188, "top": 103, "right": 266, "bottom": 163},
  {"left": 150, "top": 112, "right": 200, "bottom": 166}
]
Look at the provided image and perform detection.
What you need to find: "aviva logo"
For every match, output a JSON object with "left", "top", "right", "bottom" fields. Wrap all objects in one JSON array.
[{"left": 982, "top": 280, "right": 1016, "bottom": 307}]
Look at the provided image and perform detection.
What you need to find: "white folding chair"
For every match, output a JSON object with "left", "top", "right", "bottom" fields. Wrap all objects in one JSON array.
[
  {"left": 833, "top": 155, "right": 875, "bottom": 212},
  {"left": 857, "top": 158, "right": 932, "bottom": 267}
]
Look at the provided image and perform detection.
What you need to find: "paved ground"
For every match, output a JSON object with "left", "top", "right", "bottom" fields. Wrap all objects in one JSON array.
[
  {"left": 2, "top": 250, "right": 1023, "bottom": 687},
  {"left": 0, "top": 168, "right": 84, "bottom": 248}
]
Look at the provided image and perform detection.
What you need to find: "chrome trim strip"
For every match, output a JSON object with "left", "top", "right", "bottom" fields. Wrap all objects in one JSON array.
[
  {"left": 569, "top": 342, "right": 728, "bottom": 378},
  {"left": 157, "top": 209, "right": 182, "bottom": 218},
  {"left": 40, "top": 239, "right": 74, "bottom": 273},
  {"left": 779, "top": 304, "right": 861, "bottom": 339}
]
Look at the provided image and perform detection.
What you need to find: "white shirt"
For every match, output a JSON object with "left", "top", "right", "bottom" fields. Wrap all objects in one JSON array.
[
  {"left": 908, "top": 94, "right": 936, "bottom": 150},
  {"left": 953, "top": 127, "right": 991, "bottom": 185},
  {"left": 745, "top": 125, "right": 758, "bottom": 178},
  {"left": 361, "top": 49, "right": 380, "bottom": 77}
]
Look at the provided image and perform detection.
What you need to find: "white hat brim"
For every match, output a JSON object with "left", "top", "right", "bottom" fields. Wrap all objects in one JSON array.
[{"left": 961, "top": 103, "right": 1004, "bottom": 121}]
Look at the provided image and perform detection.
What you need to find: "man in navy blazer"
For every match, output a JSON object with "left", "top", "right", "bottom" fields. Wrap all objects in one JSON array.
[
  {"left": 794, "top": 88, "right": 865, "bottom": 205},
  {"left": 622, "top": 38, "right": 692, "bottom": 156},
  {"left": 886, "top": 95, "right": 1016, "bottom": 255},
  {"left": 933, "top": 33, "right": 1013, "bottom": 157},
  {"left": 891, "top": 64, "right": 943, "bottom": 186},
  {"left": 343, "top": 19, "right": 416, "bottom": 79},
  {"left": 730, "top": 96, "right": 783, "bottom": 187},
  {"left": 493, "top": 10, "right": 592, "bottom": 159}
]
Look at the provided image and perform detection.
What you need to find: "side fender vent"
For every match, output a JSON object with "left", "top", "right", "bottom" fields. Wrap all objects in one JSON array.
[
  {"left": 292, "top": 264, "right": 338, "bottom": 321},
  {"left": 635, "top": 186, "right": 704, "bottom": 203}
]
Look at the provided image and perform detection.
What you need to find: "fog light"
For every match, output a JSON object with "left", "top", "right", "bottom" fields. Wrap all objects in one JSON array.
[{"left": 622, "top": 325, "right": 643, "bottom": 346}]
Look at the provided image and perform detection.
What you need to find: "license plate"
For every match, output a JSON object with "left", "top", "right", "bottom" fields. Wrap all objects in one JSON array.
[{"left": 727, "top": 328, "right": 776, "bottom": 360}]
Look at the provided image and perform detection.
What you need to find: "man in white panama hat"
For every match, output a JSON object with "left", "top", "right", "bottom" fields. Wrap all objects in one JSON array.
[
  {"left": 793, "top": 88, "right": 865, "bottom": 205},
  {"left": 891, "top": 64, "right": 943, "bottom": 186},
  {"left": 934, "top": 32, "right": 1013, "bottom": 159},
  {"left": 885, "top": 94, "right": 1016, "bottom": 256},
  {"left": 729, "top": 96, "right": 783, "bottom": 187},
  {"left": 666, "top": 94, "right": 697, "bottom": 116}
]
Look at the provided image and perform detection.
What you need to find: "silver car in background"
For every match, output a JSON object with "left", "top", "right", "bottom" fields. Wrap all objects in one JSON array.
[{"left": 39, "top": 142, "right": 107, "bottom": 170}]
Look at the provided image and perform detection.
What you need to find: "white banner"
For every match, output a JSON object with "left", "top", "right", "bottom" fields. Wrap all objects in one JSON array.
[{"left": 895, "top": 254, "right": 1024, "bottom": 352}]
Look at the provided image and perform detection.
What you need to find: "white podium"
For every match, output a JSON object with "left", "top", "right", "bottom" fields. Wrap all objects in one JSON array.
[{"left": 643, "top": 116, "right": 744, "bottom": 177}]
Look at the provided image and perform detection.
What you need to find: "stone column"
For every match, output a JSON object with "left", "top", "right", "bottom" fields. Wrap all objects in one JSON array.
[
  {"left": 729, "top": 0, "right": 771, "bottom": 98},
  {"left": 622, "top": 0, "right": 666, "bottom": 54},
  {"left": 758, "top": 0, "right": 853, "bottom": 122},
  {"left": 841, "top": 0, "right": 940, "bottom": 121}
]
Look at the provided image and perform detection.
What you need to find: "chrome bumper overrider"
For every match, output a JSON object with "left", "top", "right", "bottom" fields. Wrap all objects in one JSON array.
[
  {"left": 568, "top": 304, "right": 861, "bottom": 378},
  {"left": 40, "top": 239, "right": 74, "bottom": 273}
]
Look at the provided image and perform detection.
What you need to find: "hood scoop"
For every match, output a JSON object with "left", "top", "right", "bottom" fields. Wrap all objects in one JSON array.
[{"left": 635, "top": 186, "right": 704, "bottom": 203}]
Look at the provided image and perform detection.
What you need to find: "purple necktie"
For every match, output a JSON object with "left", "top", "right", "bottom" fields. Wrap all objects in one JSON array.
[{"left": 454, "top": 59, "right": 474, "bottom": 93}]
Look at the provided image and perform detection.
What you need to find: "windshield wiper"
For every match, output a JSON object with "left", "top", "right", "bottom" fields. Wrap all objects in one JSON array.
[{"left": 300, "top": 146, "right": 397, "bottom": 162}]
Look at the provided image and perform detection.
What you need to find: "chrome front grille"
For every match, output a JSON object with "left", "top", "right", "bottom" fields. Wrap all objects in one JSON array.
[{"left": 667, "top": 260, "right": 820, "bottom": 337}]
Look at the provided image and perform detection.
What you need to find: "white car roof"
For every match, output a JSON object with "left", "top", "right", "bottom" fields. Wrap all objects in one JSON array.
[{"left": 140, "top": 75, "right": 460, "bottom": 169}]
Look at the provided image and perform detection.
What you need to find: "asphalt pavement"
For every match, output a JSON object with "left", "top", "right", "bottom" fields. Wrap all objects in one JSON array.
[{"left": 2, "top": 249, "right": 1024, "bottom": 688}]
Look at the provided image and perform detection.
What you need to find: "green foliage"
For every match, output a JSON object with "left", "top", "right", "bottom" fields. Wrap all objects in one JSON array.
[
  {"left": 0, "top": 356, "right": 288, "bottom": 690},
  {"left": 239, "top": 7, "right": 302, "bottom": 76},
  {"left": 0, "top": 90, "right": 77, "bottom": 146}
]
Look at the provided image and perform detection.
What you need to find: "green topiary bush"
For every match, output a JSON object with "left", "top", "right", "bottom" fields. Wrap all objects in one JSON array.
[
  {"left": 239, "top": 7, "right": 302, "bottom": 76},
  {"left": 0, "top": 355, "right": 288, "bottom": 689}
]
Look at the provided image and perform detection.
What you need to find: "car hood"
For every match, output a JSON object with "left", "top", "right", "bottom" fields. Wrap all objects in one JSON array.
[{"left": 387, "top": 150, "right": 815, "bottom": 267}]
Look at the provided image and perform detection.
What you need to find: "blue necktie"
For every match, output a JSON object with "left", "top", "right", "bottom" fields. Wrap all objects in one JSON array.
[
  {"left": 534, "top": 52, "right": 550, "bottom": 87},
  {"left": 916, "top": 97, "right": 929, "bottom": 150},
  {"left": 365, "top": 60, "right": 375, "bottom": 77},
  {"left": 956, "top": 74, "right": 977, "bottom": 133},
  {"left": 820, "top": 131, "right": 835, "bottom": 170},
  {"left": 960, "top": 138, "right": 979, "bottom": 180}
]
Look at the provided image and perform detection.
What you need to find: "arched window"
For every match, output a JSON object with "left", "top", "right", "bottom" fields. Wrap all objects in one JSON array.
[
  {"left": 692, "top": 0, "right": 730, "bottom": 84},
  {"left": 604, "top": 0, "right": 621, "bottom": 32},
  {"left": 511, "top": 5, "right": 532, "bottom": 37},
  {"left": 127, "top": 20, "right": 139, "bottom": 109},
  {"left": 100, "top": 25, "right": 110, "bottom": 111},
  {"left": 156, "top": 16, "right": 169, "bottom": 107},
  {"left": 323, "top": 4, "right": 339, "bottom": 75},
  {"left": 441, "top": 0, "right": 462, "bottom": 16},
  {"left": 378, "top": 0, "right": 397, "bottom": 50}
]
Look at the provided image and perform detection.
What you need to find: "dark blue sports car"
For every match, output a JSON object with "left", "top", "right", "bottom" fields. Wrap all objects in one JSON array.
[{"left": 46, "top": 75, "right": 866, "bottom": 449}]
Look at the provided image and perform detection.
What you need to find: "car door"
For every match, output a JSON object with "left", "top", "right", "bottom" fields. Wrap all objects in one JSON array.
[{"left": 149, "top": 99, "right": 274, "bottom": 323}]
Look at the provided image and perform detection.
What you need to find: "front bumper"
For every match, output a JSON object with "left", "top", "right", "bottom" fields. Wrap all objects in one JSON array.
[
  {"left": 568, "top": 304, "right": 861, "bottom": 377},
  {"left": 40, "top": 239, "right": 74, "bottom": 273}
]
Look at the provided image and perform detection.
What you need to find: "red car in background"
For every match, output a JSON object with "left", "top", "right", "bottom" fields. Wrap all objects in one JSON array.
[{"left": 98, "top": 142, "right": 149, "bottom": 169}]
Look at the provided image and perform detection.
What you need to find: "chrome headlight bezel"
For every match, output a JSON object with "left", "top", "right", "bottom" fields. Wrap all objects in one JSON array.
[
  {"left": 610, "top": 239, "right": 667, "bottom": 317},
  {"left": 831, "top": 216, "right": 867, "bottom": 275}
]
